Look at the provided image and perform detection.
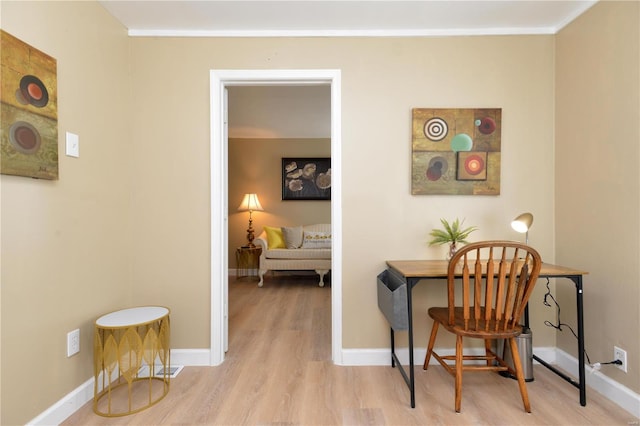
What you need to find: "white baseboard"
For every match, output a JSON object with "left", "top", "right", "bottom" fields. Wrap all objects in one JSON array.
[
  {"left": 170, "top": 348, "right": 211, "bottom": 366},
  {"left": 26, "top": 377, "right": 94, "bottom": 426},
  {"left": 555, "top": 348, "right": 640, "bottom": 418},
  {"left": 28, "top": 346, "right": 639, "bottom": 425},
  {"left": 27, "top": 349, "right": 211, "bottom": 426}
]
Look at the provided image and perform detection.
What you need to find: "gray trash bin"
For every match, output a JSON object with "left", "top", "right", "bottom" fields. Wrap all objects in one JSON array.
[
  {"left": 376, "top": 270, "right": 408, "bottom": 331},
  {"left": 497, "top": 326, "right": 534, "bottom": 382}
]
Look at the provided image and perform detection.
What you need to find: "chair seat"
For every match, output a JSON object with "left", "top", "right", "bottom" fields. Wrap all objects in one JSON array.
[{"left": 428, "top": 307, "right": 523, "bottom": 339}]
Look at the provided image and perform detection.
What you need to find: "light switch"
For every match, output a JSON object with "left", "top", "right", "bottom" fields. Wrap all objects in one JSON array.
[{"left": 66, "top": 132, "right": 79, "bottom": 157}]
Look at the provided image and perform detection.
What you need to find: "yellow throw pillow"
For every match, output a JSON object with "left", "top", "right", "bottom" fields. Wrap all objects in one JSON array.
[{"left": 264, "top": 226, "right": 286, "bottom": 249}]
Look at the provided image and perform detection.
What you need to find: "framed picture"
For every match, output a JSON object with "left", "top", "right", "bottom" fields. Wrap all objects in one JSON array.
[
  {"left": 411, "top": 108, "right": 501, "bottom": 195},
  {"left": 1, "top": 30, "right": 58, "bottom": 180},
  {"left": 282, "top": 157, "right": 331, "bottom": 200}
]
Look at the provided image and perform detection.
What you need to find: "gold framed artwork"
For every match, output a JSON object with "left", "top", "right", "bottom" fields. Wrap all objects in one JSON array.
[
  {"left": 1, "top": 30, "right": 58, "bottom": 179},
  {"left": 412, "top": 108, "right": 501, "bottom": 195}
]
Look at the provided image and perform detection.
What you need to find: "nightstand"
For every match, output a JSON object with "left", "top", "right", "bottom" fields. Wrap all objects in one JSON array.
[{"left": 236, "top": 246, "right": 262, "bottom": 279}]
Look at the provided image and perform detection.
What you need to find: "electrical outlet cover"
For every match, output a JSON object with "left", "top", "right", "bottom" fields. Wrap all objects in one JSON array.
[
  {"left": 614, "top": 346, "right": 627, "bottom": 373},
  {"left": 67, "top": 329, "right": 80, "bottom": 357}
]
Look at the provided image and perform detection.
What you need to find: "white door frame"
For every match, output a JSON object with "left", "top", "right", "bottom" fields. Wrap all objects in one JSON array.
[{"left": 210, "top": 69, "right": 343, "bottom": 366}]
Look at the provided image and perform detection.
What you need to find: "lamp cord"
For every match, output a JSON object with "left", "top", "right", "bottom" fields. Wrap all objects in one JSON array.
[{"left": 542, "top": 278, "right": 591, "bottom": 365}]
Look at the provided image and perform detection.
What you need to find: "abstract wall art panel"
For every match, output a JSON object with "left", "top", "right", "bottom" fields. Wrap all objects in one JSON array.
[
  {"left": 1, "top": 30, "right": 58, "bottom": 179},
  {"left": 412, "top": 108, "right": 501, "bottom": 195}
]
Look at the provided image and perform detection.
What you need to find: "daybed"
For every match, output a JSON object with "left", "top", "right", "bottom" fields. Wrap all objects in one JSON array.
[{"left": 254, "top": 224, "right": 331, "bottom": 287}]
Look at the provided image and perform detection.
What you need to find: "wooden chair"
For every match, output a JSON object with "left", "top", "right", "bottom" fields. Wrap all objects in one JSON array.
[{"left": 423, "top": 240, "right": 542, "bottom": 413}]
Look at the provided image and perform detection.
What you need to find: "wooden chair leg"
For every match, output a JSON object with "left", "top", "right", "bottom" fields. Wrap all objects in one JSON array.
[
  {"left": 508, "top": 337, "right": 532, "bottom": 413},
  {"left": 423, "top": 321, "right": 439, "bottom": 370},
  {"left": 455, "top": 335, "right": 463, "bottom": 413},
  {"left": 484, "top": 339, "right": 493, "bottom": 366}
]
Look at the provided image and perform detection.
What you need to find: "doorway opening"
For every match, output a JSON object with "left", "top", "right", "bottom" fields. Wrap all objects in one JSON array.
[{"left": 210, "top": 69, "right": 343, "bottom": 366}]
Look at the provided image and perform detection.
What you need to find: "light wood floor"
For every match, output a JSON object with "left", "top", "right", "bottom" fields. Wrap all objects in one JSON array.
[{"left": 64, "top": 274, "right": 637, "bottom": 425}]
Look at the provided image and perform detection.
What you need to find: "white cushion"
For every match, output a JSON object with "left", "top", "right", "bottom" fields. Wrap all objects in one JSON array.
[
  {"left": 264, "top": 248, "right": 331, "bottom": 260},
  {"left": 301, "top": 231, "right": 331, "bottom": 249}
]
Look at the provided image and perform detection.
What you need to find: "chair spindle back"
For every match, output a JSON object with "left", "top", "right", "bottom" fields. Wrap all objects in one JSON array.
[{"left": 446, "top": 241, "right": 542, "bottom": 333}]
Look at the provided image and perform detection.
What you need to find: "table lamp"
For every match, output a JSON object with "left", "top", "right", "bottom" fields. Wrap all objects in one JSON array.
[
  {"left": 238, "top": 193, "right": 264, "bottom": 247},
  {"left": 511, "top": 212, "right": 533, "bottom": 245}
]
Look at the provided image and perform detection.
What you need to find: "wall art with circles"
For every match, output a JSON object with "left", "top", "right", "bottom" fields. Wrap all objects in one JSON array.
[
  {"left": 1, "top": 30, "right": 58, "bottom": 180},
  {"left": 411, "top": 108, "right": 501, "bottom": 195}
]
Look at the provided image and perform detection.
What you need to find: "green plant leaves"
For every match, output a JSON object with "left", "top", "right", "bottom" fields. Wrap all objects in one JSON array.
[{"left": 428, "top": 218, "right": 477, "bottom": 246}]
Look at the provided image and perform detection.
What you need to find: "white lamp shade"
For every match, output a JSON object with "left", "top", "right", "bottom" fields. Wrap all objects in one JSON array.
[
  {"left": 237, "top": 193, "right": 264, "bottom": 212},
  {"left": 511, "top": 212, "right": 533, "bottom": 233}
]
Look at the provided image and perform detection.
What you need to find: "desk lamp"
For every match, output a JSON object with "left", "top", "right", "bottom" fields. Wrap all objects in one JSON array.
[
  {"left": 511, "top": 212, "right": 534, "bottom": 245},
  {"left": 238, "top": 193, "right": 264, "bottom": 247}
]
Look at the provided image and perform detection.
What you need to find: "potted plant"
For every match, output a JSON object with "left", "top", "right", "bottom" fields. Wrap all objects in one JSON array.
[{"left": 428, "top": 218, "right": 478, "bottom": 260}]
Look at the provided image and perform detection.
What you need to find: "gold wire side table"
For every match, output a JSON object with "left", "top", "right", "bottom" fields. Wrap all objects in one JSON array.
[
  {"left": 236, "top": 246, "right": 262, "bottom": 279},
  {"left": 93, "top": 306, "right": 171, "bottom": 417}
]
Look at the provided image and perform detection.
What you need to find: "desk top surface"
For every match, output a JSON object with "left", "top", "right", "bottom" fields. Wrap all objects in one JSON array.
[{"left": 386, "top": 259, "right": 588, "bottom": 278}]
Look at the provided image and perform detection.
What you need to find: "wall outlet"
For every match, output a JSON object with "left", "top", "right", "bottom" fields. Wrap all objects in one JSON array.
[
  {"left": 614, "top": 346, "right": 627, "bottom": 373},
  {"left": 67, "top": 329, "right": 80, "bottom": 357}
]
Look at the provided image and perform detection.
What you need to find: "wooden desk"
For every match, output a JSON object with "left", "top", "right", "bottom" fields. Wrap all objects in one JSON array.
[{"left": 383, "top": 260, "right": 588, "bottom": 408}]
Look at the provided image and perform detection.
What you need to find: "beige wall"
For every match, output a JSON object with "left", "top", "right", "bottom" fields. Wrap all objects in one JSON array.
[
  {"left": 228, "top": 138, "right": 331, "bottom": 268},
  {"left": 227, "top": 86, "right": 331, "bottom": 139},
  {"left": 556, "top": 1, "right": 640, "bottom": 393},
  {"left": 127, "top": 33, "right": 557, "bottom": 354},
  {"left": 0, "top": 1, "right": 132, "bottom": 424},
  {"left": 1, "top": 0, "right": 637, "bottom": 423}
]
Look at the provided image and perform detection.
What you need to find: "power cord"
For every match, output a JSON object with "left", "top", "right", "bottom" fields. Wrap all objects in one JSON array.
[
  {"left": 541, "top": 278, "right": 592, "bottom": 365},
  {"left": 591, "top": 360, "right": 622, "bottom": 371}
]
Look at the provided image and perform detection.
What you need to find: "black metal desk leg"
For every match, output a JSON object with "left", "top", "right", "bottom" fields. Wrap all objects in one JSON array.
[
  {"left": 574, "top": 275, "right": 586, "bottom": 406},
  {"left": 407, "top": 278, "right": 415, "bottom": 408},
  {"left": 390, "top": 328, "right": 396, "bottom": 367}
]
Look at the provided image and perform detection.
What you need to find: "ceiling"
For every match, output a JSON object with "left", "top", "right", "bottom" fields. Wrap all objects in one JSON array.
[{"left": 98, "top": 0, "right": 598, "bottom": 37}]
